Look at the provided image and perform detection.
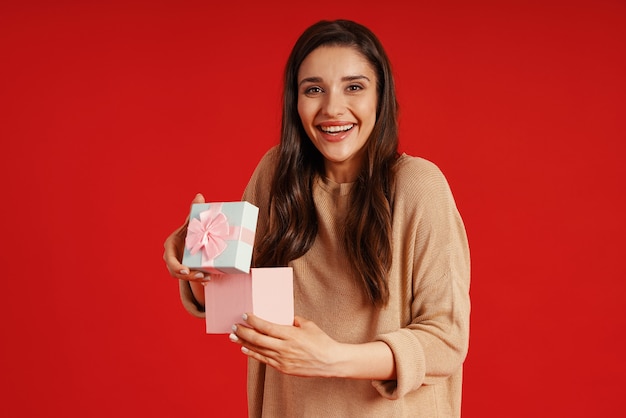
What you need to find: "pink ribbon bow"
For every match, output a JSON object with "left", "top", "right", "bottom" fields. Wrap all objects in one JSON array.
[{"left": 185, "top": 205, "right": 230, "bottom": 261}]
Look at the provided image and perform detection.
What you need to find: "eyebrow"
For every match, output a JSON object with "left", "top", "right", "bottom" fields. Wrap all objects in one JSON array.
[{"left": 298, "top": 75, "right": 371, "bottom": 87}]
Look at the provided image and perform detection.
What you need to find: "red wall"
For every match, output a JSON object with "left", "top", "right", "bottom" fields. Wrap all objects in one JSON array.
[{"left": 1, "top": 1, "right": 624, "bottom": 416}]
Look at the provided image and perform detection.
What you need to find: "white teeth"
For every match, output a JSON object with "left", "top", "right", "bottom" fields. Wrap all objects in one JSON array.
[{"left": 321, "top": 124, "right": 354, "bottom": 133}]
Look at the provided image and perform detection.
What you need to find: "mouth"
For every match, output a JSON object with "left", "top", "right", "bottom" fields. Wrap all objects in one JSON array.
[{"left": 318, "top": 123, "right": 355, "bottom": 134}]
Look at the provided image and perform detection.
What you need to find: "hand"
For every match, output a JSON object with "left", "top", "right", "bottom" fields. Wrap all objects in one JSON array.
[
  {"left": 163, "top": 193, "right": 210, "bottom": 282},
  {"left": 230, "top": 314, "right": 343, "bottom": 378}
]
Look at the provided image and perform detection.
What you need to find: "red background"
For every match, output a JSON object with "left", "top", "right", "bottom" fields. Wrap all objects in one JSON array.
[{"left": 1, "top": 1, "right": 624, "bottom": 416}]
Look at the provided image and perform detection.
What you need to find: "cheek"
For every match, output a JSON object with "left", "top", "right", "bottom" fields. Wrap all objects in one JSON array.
[
  {"left": 358, "top": 102, "right": 377, "bottom": 127},
  {"left": 297, "top": 101, "right": 311, "bottom": 125},
  {"left": 354, "top": 93, "right": 378, "bottom": 124},
  {"left": 296, "top": 104, "right": 314, "bottom": 140},
  {"left": 368, "top": 98, "right": 378, "bottom": 125}
]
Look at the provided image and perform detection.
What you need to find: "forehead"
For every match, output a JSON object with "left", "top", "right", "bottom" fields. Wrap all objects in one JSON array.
[{"left": 297, "top": 45, "right": 376, "bottom": 80}]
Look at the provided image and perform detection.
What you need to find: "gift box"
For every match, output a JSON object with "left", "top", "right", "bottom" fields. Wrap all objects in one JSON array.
[
  {"left": 182, "top": 201, "right": 259, "bottom": 275},
  {"left": 203, "top": 267, "right": 295, "bottom": 334}
]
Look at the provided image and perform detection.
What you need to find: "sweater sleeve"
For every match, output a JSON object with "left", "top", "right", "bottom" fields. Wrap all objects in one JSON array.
[
  {"left": 178, "top": 280, "right": 205, "bottom": 318},
  {"left": 372, "top": 157, "right": 471, "bottom": 399}
]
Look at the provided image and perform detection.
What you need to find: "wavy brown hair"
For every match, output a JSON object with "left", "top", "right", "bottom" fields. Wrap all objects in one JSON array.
[{"left": 255, "top": 20, "right": 399, "bottom": 307}]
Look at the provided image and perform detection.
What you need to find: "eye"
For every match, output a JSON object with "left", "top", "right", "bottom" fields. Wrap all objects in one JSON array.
[
  {"left": 304, "top": 86, "right": 323, "bottom": 95},
  {"left": 347, "top": 84, "right": 363, "bottom": 92}
]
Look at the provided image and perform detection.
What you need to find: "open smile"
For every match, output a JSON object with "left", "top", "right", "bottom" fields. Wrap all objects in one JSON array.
[{"left": 318, "top": 123, "right": 355, "bottom": 134}]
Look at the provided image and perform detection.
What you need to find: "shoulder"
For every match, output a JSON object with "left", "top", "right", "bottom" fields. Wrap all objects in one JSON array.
[
  {"left": 247, "top": 145, "right": 280, "bottom": 185},
  {"left": 242, "top": 145, "right": 279, "bottom": 204},
  {"left": 392, "top": 154, "right": 466, "bottom": 236},
  {"left": 394, "top": 153, "right": 451, "bottom": 196},
  {"left": 254, "top": 145, "right": 280, "bottom": 173}
]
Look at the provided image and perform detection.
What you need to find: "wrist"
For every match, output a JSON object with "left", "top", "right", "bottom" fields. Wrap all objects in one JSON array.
[
  {"left": 330, "top": 341, "right": 396, "bottom": 380},
  {"left": 328, "top": 342, "right": 352, "bottom": 378}
]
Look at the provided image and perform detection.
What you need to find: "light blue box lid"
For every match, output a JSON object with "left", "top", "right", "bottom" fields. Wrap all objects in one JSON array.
[{"left": 182, "top": 201, "right": 259, "bottom": 274}]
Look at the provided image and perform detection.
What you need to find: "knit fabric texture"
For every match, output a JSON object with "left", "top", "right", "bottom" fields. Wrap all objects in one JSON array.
[{"left": 180, "top": 146, "right": 471, "bottom": 417}]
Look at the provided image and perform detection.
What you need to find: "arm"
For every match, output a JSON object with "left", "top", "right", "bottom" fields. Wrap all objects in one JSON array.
[
  {"left": 371, "top": 158, "right": 471, "bottom": 399},
  {"left": 231, "top": 314, "right": 397, "bottom": 380}
]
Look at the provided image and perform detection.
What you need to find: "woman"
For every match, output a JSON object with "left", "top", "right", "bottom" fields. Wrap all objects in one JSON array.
[{"left": 164, "top": 19, "right": 470, "bottom": 417}]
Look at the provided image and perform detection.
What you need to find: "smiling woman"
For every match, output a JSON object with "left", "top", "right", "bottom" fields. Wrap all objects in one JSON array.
[
  {"left": 297, "top": 45, "right": 378, "bottom": 183},
  {"left": 163, "top": 19, "right": 470, "bottom": 417}
]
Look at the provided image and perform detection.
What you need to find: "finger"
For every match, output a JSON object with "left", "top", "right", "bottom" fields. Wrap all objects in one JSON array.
[
  {"left": 169, "top": 267, "right": 210, "bottom": 282},
  {"left": 293, "top": 315, "right": 307, "bottom": 327},
  {"left": 242, "top": 313, "right": 275, "bottom": 336},
  {"left": 179, "top": 268, "right": 211, "bottom": 282},
  {"left": 163, "top": 244, "right": 197, "bottom": 278},
  {"left": 163, "top": 247, "right": 185, "bottom": 271},
  {"left": 239, "top": 344, "right": 279, "bottom": 368},
  {"left": 229, "top": 328, "right": 280, "bottom": 365},
  {"left": 233, "top": 322, "right": 284, "bottom": 353},
  {"left": 246, "top": 313, "right": 299, "bottom": 337},
  {"left": 192, "top": 193, "right": 205, "bottom": 204},
  {"left": 163, "top": 245, "right": 209, "bottom": 281},
  {"left": 242, "top": 313, "right": 292, "bottom": 340}
]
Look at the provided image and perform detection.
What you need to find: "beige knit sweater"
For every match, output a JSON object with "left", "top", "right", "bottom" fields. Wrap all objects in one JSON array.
[{"left": 179, "top": 147, "right": 471, "bottom": 417}]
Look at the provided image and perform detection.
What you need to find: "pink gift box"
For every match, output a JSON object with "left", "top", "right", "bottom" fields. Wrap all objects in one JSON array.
[{"left": 203, "top": 267, "right": 295, "bottom": 334}]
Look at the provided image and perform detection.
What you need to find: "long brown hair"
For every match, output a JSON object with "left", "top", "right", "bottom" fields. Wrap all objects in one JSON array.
[{"left": 255, "top": 20, "right": 399, "bottom": 306}]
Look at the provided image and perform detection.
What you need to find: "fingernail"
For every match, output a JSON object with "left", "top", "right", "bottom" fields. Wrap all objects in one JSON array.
[
  {"left": 194, "top": 272, "right": 205, "bottom": 279},
  {"left": 242, "top": 313, "right": 248, "bottom": 321},
  {"left": 229, "top": 333, "right": 239, "bottom": 342},
  {"left": 241, "top": 346, "right": 249, "bottom": 354},
  {"left": 231, "top": 325, "right": 237, "bottom": 332},
  {"left": 180, "top": 269, "right": 189, "bottom": 275}
]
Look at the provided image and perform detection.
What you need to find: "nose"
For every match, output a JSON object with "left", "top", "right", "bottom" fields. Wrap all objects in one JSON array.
[{"left": 321, "top": 90, "right": 345, "bottom": 117}]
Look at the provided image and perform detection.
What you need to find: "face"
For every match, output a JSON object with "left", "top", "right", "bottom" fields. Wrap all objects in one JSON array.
[{"left": 297, "top": 45, "right": 378, "bottom": 183}]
